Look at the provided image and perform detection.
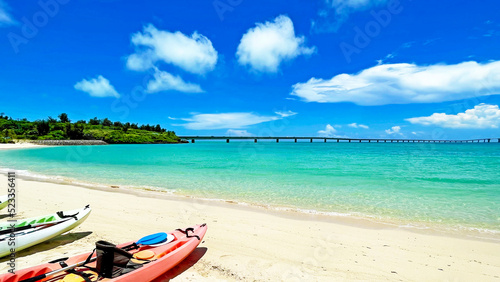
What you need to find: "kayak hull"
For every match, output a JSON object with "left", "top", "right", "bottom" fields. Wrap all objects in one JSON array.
[
  {"left": 0, "top": 206, "right": 91, "bottom": 258},
  {"left": 0, "top": 195, "right": 9, "bottom": 210},
  {"left": 0, "top": 223, "right": 207, "bottom": 282}
]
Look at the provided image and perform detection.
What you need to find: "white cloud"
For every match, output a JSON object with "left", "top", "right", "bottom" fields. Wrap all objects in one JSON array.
[
  {"left": 318, "top": 124, "right": 337, "bottom": 137},
  {"left": 127, "top": 24, "right": 218, "bottom": 74},
  {"left": 146, "top": 69, "right": 203, "bottom": 93},
  {"left": 291, "top": 61, "right": 500, "bottom": 106},
  {"left": 348, "top": 123, "right": 369, "bottom": 129},
  {"left": 173, "top": 112, "right": 291, "bottom": 130},
  {"left": 226, "top": 129, "right": 253, "bottom": 137},
  {"left": 0, "top": 1, "right": 15, "bottom": 26},
  {"left": 74, "top": 76, "right": 120, "bottom": 98},
  {"left": 313, "top": 0, "right": 389, "bottom": 32},
  {"left": 275, "top": 110, "right": 298, "bottom": 117},
  {"left": 385, "top": 126, "right": 401, "bottom": 135},
  {"left": 236, "top": 15, "right": 315, "bottom": 73},
  {"left": 406, "top": 104, "right": 500, "bottom": 129}
]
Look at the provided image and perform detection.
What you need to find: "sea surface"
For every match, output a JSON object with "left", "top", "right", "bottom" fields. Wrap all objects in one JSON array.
[{"left": 0, "top": 142, "right": 499, "bottom": 237}]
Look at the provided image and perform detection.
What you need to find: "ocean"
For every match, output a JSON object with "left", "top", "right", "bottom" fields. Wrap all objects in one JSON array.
[{"left": 0, "top": 142, "right": 499, "bottom": 237}]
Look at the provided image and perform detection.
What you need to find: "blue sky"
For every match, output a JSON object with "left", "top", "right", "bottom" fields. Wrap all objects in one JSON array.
[{"left": 1, "top": 0, "right": 499, "bottom": 139}]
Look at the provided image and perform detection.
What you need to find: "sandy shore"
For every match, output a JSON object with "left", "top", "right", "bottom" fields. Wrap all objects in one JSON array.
[
  {"left": 0, "top": 175, "right": 498, "bottom": 281},
  {"left": 0, "top": 143, "right": 43, "bottom": 150}
]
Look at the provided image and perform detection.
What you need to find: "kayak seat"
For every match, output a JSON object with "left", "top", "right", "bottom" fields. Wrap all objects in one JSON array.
[{"left": 95, "top": 240, "right": 145, "bottom": 278}]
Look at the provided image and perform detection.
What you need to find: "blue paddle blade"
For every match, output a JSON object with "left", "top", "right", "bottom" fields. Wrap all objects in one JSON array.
[{"left": 137, "top": 232, "right": 168, "bottom": 245}]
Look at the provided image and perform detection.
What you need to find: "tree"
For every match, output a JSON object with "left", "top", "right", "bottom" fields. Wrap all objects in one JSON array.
[
  {"left": 36, "top": 120, "right": 50, "bottom": 136},
  {"left": 47, "top": 116, "right": 57, "bottom": 123},
  {"left": 65, "top": 123, "right": 84, "bottom": 139},
  {"left": 102, "top": 118, "right": 112, "bottom": 127},
  {"left": 89, "top": 117, "right": 100, "bottom": 125},
  {"left": 59, "top": 113, "right": 70, "bottom": 123},
  {"left": 113, "top": 121, "right": 123, "bottom": 128},
  {"left": 155, "top": 124, "right": 162, "bottom": 132}
]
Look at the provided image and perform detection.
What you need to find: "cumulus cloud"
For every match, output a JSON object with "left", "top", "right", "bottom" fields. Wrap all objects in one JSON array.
[
  {"left": 348, "top": 123, "right": 369, "bottom": 129},
  {"left": 127, "top": 24, "right": 218, "bottom": 74},
  {"left": 291, "top": 61, "right": 500, "bottom": 106},
  {"left": 318, "top": 124, "right": 337, "bottom": 137},
  {"left": 385, "top": 126, "right": 401, "bottom": 135},
  {"left": 275, "top": 110, "right": 298, "bottom": 117},
  {"left": 0, "top": 1, "right": 15, "bottom": 26},
  {"left": 146, "top": 69, "right": 203, "bottom": 93},
  {"left": 406, "top": 104, "right": 500, "bottom": 129},
  {"left": 226, "top": 129, "right": 253, "bottom": 137},
  {"left": 173, "top": 112, "right": 294, "bottom": 130},
  {"left": 313, "top": 0, "right": 389, "bottom": 32},
  {"left": 237, "top": 15, "right": 316, "bottom": 73},
  {"left": 74, "top": 76, "right": 120, "bottom": 98}
]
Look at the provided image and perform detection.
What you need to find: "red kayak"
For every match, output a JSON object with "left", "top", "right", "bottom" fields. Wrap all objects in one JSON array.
[{"left": 1, "top": 224, "right": 207, "bottom": 282}]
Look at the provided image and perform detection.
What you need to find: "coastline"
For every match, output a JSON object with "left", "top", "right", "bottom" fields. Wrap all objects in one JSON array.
[
  {"left": 2, "top": 165, "right": 500, "bottom": 243},
  {"left": 0, "top": 143, "right": 44, "bottom": 150},
  {"left": 0, "top": 178, "right": 499, "bottom": 280}
]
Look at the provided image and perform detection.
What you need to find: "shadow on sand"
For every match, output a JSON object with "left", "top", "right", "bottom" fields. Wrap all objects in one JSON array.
[
  {"left": 0, "top": 231, "right": 92, "bottom": 262},
  {"left": 151, "top": 247, "right": 208, "bottom": 282}
]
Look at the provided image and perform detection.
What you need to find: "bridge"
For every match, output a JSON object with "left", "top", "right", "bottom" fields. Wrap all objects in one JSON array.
[{"left": 179, "top": 136, "right": 500, "bottom": 143}]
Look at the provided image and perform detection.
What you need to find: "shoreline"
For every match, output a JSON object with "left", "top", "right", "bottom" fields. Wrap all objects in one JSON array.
[
  {"left": 0, "top": 167, "right": 498, "bottom": 243},
  {"left": 0, "top": 175, "right": 499, "bottom": 280},
  {"left": 0, "top": 143, "right": 44, "bottom": 150}
]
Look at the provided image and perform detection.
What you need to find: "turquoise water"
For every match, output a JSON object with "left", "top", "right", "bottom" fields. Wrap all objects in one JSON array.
[{"left": 0, "top": 143, "right": 499, "bottom": 234}]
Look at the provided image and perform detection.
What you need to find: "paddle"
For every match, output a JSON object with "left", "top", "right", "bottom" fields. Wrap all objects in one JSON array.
[{"left": 20, "top": 232, "right": 169, "bottom": 282}]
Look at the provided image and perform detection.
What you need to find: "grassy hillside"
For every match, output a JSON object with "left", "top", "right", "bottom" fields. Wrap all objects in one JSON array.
[{"left": 0, "top": 113, "right": 183, "bottom": 144}]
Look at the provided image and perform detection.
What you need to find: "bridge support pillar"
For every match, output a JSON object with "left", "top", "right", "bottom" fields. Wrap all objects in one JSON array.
[
  {"left": 488, "top": 139, "right": 491, "bottom": 143},
  {"left": 191, "top": 139, "right": 195, "bottom": 143},
  {"left": 226, "top": 139, "right": 229, "bottom": 143},
  {"left": 349, "top": 140, "right": 351, "bottom": 143},
  {"left": 276, "top": 139, "right": 279, "bottom": 143},
  {"left": 310, "top": 138, "right": 313, "bottom": 143},
  {"left": 337, "top": 139, "right": 339, "bottom": 143},
  {"left": 254, "top": 139, "right": 257, "bottom": 143},
  {"left": 324, "top": 139, "right": 327, "bottom": 143},
  {"left": 295, "top": 138, "right": 297, "bottom": 143}
]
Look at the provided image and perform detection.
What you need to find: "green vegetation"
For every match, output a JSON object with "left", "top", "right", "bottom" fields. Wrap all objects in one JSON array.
[{"left": 0, "top": 113, "right": 183, "bottom": 144}]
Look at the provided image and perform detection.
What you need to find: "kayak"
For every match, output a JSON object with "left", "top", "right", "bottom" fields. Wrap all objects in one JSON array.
[
  {"left": 0, "top": 223, "right": 207, "bottom": 282},
  {"left": 0, "top": 195, "right": 9, "bottom": 210},
  {"left": 0, "top": 205, "right": 91, "bottom": 258}
]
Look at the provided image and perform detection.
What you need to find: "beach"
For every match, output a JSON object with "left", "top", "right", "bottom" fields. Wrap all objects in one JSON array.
[{"left": 0, "top": 155, "right": 499, "bottom": 281}]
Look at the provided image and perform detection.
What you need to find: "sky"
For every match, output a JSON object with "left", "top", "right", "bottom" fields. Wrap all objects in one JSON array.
[{"left": 0, "top": 0, "right": 499, "bottom": 139}]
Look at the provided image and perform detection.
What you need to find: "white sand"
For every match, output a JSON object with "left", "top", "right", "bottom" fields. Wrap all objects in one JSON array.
[
  {"left": 0, "top": 143, "right": 43, "bottom": 150},
  {"left": 0, "top": 174, "right": 498, "bottom": 281}
]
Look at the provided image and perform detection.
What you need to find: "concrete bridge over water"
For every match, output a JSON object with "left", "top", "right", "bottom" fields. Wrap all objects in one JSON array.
[{"left": 179, "top": 136, "right": 500, "bottom": 143}]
